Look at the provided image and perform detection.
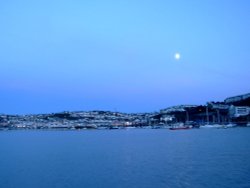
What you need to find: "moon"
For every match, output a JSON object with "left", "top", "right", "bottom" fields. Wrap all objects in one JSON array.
[{"left": 175, "top": 53, "right": 180, "bottom": 60}]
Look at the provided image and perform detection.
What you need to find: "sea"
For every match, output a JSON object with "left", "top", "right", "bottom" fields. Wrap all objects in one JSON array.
[{"left": 0, "top": 128, "right": 250, "bottom": 188}]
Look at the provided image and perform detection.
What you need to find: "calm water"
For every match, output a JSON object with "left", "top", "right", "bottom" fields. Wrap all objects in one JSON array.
[{"left": 0, "top": 128, "right": 250, "bottom": 188}]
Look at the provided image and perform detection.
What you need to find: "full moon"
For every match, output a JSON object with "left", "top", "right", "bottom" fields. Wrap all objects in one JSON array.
[{"left": 175, "top": 53, "right": 180, "bottom": 60}]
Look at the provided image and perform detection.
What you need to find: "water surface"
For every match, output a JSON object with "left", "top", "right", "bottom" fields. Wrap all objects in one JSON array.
[{"left": 0, "top": 128, "right": 250, "bottom": 188}]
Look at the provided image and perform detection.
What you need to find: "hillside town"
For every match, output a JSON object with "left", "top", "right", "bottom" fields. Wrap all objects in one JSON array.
[{"left": 0, "top": 93, "right": 250, "bottom": 130}]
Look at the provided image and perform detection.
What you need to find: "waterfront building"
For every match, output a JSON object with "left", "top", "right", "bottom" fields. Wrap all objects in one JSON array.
[{"left": 229, "top": 105, "right": 250, "bottom": 118}]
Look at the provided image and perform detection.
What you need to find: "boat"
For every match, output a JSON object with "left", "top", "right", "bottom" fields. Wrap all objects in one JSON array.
[
  {"left": 169, "top": 123, "right": 191, "bottom": 130},
  {"left": 125, "top": 126, "right": 136, "bottom": 129},
  {"left": 200, "top": 124, "right": 224, "bottom": 129},
  {"left": 109, "top": 126, "right": 119, "bottom": 129},
  {"left": 223, "top": 123, "right": 237, "bottom": 128},
  {"left": 169, "top": 126, "right": 190, "bottom": 130}
]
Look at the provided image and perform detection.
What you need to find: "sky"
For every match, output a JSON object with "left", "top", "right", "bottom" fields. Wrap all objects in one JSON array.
[{"left": 0, "top": 0, "right": 250, "bottom": 114}]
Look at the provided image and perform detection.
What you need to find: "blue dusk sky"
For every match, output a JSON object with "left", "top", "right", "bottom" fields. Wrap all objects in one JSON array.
[{"left": 0, "top": 0, "right": 250, "bottom": 114}]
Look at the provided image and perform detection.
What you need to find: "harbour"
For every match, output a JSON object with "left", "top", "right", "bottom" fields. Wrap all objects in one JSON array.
[{"left": 1, "top": 128, "right": 250, "bottom": 188}]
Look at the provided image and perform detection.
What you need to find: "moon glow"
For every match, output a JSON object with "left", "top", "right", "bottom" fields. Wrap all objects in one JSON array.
[{"left": 175, "top": 53, "right": 180, "bottom": 60}]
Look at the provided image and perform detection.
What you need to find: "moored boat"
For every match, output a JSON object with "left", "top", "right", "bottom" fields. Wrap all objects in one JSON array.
[
  {"left": 200, "top": 124, "right": 224, "bottom": 129},
  {"left": 169, "top": 123, "right": 191, "bottom": 130},
  {"left": 169, "top": 126, "right": 190, "bottom": 130}
]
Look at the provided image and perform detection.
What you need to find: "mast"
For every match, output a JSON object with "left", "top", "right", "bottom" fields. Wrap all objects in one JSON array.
[
  {"left": 185, "top": 110, "right": 189, "bottom": 123},
  {"left": 206, "top": 106, "right": 209, "bottom": 125}
]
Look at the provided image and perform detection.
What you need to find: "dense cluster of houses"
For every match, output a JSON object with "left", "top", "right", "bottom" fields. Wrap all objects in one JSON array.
[{"left": 0, "top": 111, "right": 154, "bottom": 130}]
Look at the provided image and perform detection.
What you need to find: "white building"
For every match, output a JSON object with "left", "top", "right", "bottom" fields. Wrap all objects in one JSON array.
[{"left": 229, "top": 105, "right": 250, "bottom": 118}]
